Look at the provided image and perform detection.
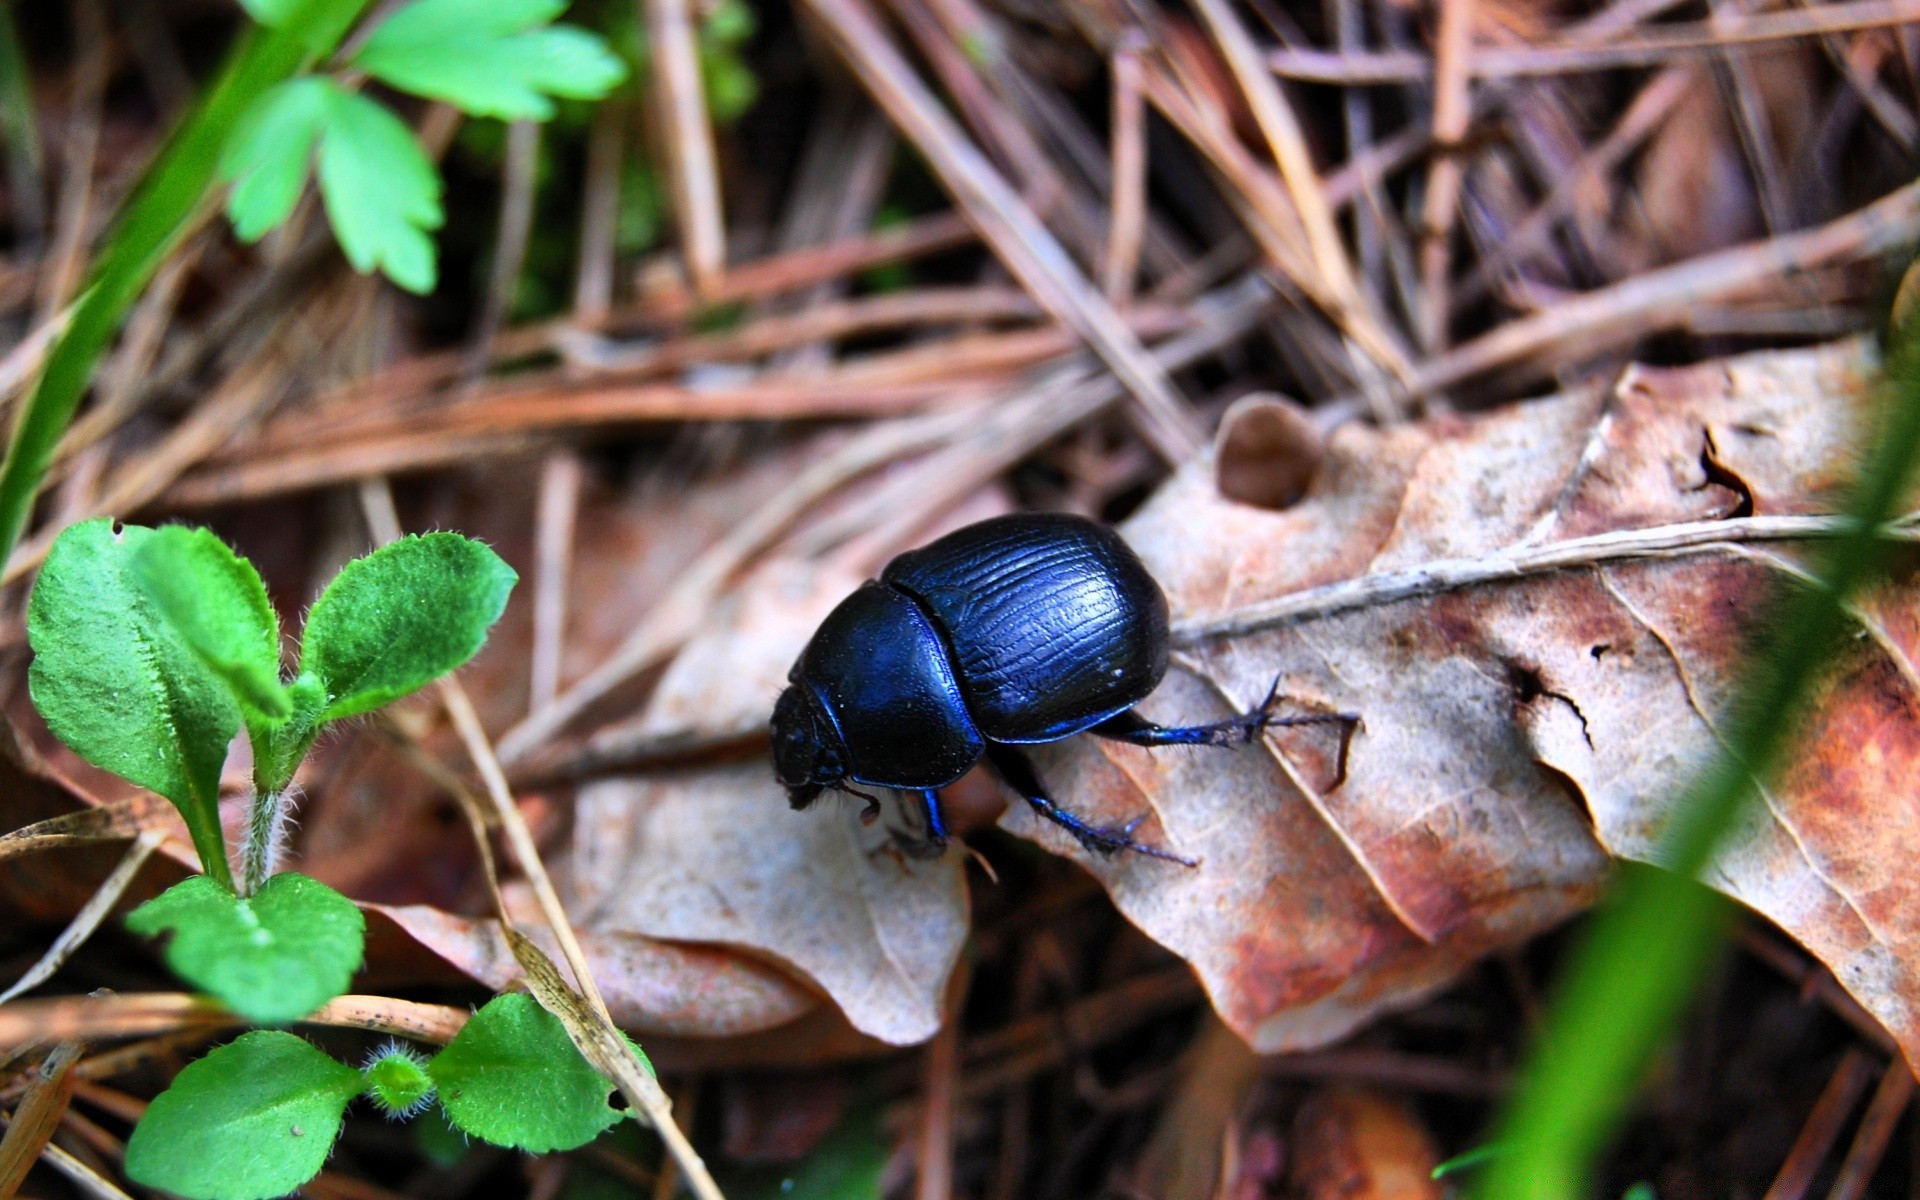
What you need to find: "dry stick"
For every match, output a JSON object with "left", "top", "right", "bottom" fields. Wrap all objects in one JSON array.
[
  {"left": 1819, "top": 22, "right": 1919, "bottom": 153},
  {"left": 648, "top": 0, "right": 725, "bottom": 297},
  {"left": 0, "top": 832, "right": 162, "bottom": 1005},
  {"left": 574, "top": 100, "right": 625, "bottom": 326},
  {"left": 1826, "top": 1058, "right": 1913, "bottom": 1199},
  {"left": 529, "top": 451, "right": 582, "bottom": 711},
  {"left": 915, "top": 1017, "right": 959, "bottom": 1200},
  {"left": 1455, "top": 64, "right": 1696, "bottom": 310},
  {"left": 354, "top": 482, "right": 724, "bottom": 1200},
  {"left": 1416, "top": 0, "right": 1474, "bottom": 355},
  {"left": 464, "top": 120, "right": 542, "bottom": 388},
  {"left": 1175, "top": 512, "right": 1920, "bottom": 644},
  {"left": 0, "top": 1041, "right": 80, "bottom": 1199},
  {"left": 1763, "top": 1048, "right": 1877, "bottom": 1200},
  {"left": 1101, "top": 33, "right": 1147, "bottom": 307},
  {"left": 15, "top": 1136, "right": 128, "bottom": 1200},
  {"left": 797, "top": 0, "right": 1203, "bottom": 464},
  {"left": 1267, "top": 0, "right": 1920, "bottom": 82},
  {"left": 0, "top": 994, "right": 468, "bottom": 1054},
  {"left": 1407, "top": 177, "right": 1920, "bottom": 399}
]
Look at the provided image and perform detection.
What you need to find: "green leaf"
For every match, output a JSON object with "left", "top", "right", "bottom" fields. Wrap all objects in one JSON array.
[
  {"left": 125, "top": 1031, "right": 364, "bottom": 1200},
  {"left": 427, "top": 993, "right": 621, "bottom": 1152},
  {"left": 27, "top": 519, "right": 239, "bottom": 888},
  {"left": 300, "top": 533, "right": 515, "bottom": 721},
  {"left": 237, "top": 0, "right": 303, "bottom": 27},
  {"left": 354, "top": 0, "right": 628, "bottom": 120},
  {"left": 314, "top": 86, "right": 442, "bottom": 294},
  {"left": 219, "top": 78, "right": 329, "bottom": 242},
  {"left": 126, "top": 873, "right": 365, "bottom": 1024},
  {"left": 128, "top": 524, "right": 290, "bottom": 726}
]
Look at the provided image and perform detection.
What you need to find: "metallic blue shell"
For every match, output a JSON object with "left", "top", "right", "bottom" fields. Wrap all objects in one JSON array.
[
  {"left": 882, "top": 513, "right": 1169, "bottom": 743},
  {"left": 793, "top": 582, "right": 985, "bottom": 790}
]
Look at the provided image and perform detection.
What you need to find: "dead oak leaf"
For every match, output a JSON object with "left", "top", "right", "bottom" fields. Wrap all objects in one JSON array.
[{"left": 1016, "top": 339, "right": 1920, "bottom": 1060}]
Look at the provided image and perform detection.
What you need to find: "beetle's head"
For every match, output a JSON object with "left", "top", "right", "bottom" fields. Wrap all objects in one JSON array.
[{"left": 771, "top": 685, "right": 847, "bottom": 809}]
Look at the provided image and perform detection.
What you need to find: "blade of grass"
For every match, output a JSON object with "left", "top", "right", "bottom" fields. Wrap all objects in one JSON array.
[
  {"left": 1476, "top": 303, "right": 1920, "bottom": 1197},
  {"left": 0, "top": 0, "right": 372, "bottom": 563},
  {"left": 0, "top": 0, "right": 46, "bottom": 252}
]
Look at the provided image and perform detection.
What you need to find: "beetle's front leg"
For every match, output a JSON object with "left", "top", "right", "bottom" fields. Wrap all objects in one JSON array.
[{"left": 984, "top": 745, "right": 1195, "bottom": 866}]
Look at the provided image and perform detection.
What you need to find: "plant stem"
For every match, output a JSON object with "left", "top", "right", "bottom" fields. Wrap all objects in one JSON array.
[
  {"left": 240, "top": 789, "right": 287, "bottom": 897},
  {"left": 0, "top": 0, "right": 372, "bottom": 566}
]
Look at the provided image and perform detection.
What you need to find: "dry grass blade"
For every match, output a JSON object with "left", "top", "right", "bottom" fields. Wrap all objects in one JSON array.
[
  {"left": 1416, "top": 0, "right": 1475, "bottom": 354},
  {"left": 0, "top": 1041, "right": 81, "bottom": 1199},
  {"left": 1826, "top": 1059, "right": 1914, "bottom": 1199},
  {"left": 0, "top": 832, "right": 163, "bottom": 1004},
  {"left": 1102, "top": 32, "right": 1146, "bottom": 307},
  {"left": 797, "top": 0, "right": 1204, "bottom": 463},
  {"left": 0, "top": 795, "right": 178, "bottom": 864}
]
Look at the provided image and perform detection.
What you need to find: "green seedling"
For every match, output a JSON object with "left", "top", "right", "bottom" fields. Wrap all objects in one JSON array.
[
  {"left": 26, "top": 520, "right": 515, "bottom": 1023},
  {"left": 124, "top": 996, "right": 627, "bottom": 1200}
]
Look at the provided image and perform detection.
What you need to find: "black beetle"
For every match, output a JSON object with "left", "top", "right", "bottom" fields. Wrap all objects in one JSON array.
[{"left": 771, "top": 512, "right": 1348, "bottom": 862}]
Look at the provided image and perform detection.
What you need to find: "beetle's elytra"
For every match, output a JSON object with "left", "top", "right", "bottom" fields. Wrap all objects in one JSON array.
[{"left": 772, "top": 512, "right": 1340, "bottom": 863}]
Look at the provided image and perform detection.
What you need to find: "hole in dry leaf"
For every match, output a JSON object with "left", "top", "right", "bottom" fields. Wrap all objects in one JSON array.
[
  {"left": 1697, "top": 430, "right": 1756, "bottom": 519},
  {"left": 1214, "top": 394, "right": 1324, "bottom": 511}
]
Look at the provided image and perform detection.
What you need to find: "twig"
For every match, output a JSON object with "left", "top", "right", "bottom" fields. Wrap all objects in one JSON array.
[
  {"left": 797, "top": 0, "right": 1204, "bottom": 463},
  {"left": 649, "top": 0, "right": 726, "bottom": 296},
  {"left": 1707, "top": 0, "right": 1794, "bottom": 236},
  {"left": 1174, "top": 512, "right": 1920, "bottom": 645},
  {"left": 573, "top": 100, "right": 625, "bottom": 325},
  {"left": 916, "top": 1018, "right": 959, "bottom": 1200}
]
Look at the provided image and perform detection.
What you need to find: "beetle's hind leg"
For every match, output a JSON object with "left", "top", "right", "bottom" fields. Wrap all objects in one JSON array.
[
  {"left": 985, "top": 745, "right": 1195, "bottom": 866},
  {"left": 1089, "top": 678, "right": 1360, "bottom": 783}
]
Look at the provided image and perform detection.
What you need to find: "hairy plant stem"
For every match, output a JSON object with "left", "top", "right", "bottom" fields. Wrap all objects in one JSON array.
[{"left": 239, "top": 789, "right": 287, "bottom": 897}]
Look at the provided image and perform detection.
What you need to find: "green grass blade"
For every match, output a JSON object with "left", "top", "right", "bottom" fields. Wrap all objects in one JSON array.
[
  {"left": 0, "top": 0, "right": 44, "bottom": 249},
  {"left": 1476, "top": 317, "right": 1920, "bottom": 1197},
  {"left": 0, "top": 0, "right": 372, "bottom": 564}
]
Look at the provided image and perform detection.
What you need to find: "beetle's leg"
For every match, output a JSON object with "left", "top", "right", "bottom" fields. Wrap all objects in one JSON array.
[
  {"left": 984, "top": 745, "right": 1196, "bottom": 866},
  {"left": 1089, "top": 680, "right": 1360, "bottom": 783},
  {"left": 920, "top": 790, "right": 950, "bottom": 847}
]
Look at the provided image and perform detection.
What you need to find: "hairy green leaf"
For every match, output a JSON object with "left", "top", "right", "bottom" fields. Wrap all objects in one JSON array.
[
  {"left": 355, "top": 0, "right": 627, "bottom": 120},
  {"left": 126, "top": 873, "right": 365, "bottom": 1024},
  {"left": 27, "top": 519, "right": 239, "bottom": 888},
  {"left": 300, "top": 533, "right": 515, "bottom": 721},
  {"left": 364, "top": 1044, "right": 436, "bottom": 1118},
  {"left": 314, "top": 86, "right": 442, "bottom": 293},
  {"left": 219, "top": 78, "right": 329, "bottom": 242},
  {"left": 428, "top": 993, "right": 621, "bottom": 1152},
  {"left": 126, "top": 1031, "right": 364, "bottom": 1200},
  {"left": 129, "top": 524, "right": 289, "bottom": 726}
]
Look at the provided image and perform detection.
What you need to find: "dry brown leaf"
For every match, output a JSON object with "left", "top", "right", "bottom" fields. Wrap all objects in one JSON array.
[
  {"left": 1013, "top": 338, "right": 1920, "bottom": 1059},
  {"left": 369, "top": 903, "right": 819, "bottom": 1037},
  {"left": 1289, "top": 1088, "right": 1444, "bottom": 1200}
]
